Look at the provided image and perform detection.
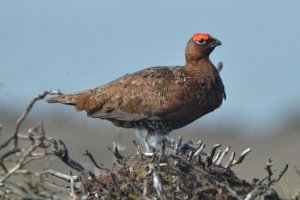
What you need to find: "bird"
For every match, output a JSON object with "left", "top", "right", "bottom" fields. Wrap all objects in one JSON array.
[{"left": 47, "top": 33, "right": 226, "bottom": 147}]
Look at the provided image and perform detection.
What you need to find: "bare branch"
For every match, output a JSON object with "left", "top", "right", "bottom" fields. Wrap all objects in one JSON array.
[
  {"left": 152, "top": 166, "right": 167, "bottom": 200},
  {"left": 52, "top": 140, "right": 85, "bottom": 172},
  {"left": 225, "top": 152, "right": 236, "bottom": 169},
  {"left": 132, "top": 140, "right": 143, "bottom": 159},
  {"left": 107, "top": 142, "right": 124, "bottom": 160},
  {"left": 0, "top": 90, "right": 61, "bottom": 150},
  {"left": 46, "top": 169, "right": 80, "bottom": 182},
  {"left": 174, "top": 136, "right": 183, "bottom": 155},
  {"left": 206, "top": 144, "right": 221, "bottom": 167},
  {"left": 0, "top": 142, "right": 40, "bottom": 185},
  {"left": 84, "top": 150, "right": 109, "bottom": 172},
  {"left": 276, "top": 164, "right": 288, "bottom": 183},
  {"left": 232, "top": 148, "right": 251, "bottom": 166},
  {"left": 216, "top": 146, "right": 230, "bottom": 166},
  {"left": 212, "top": 150, "right": 221, "bottom": 164},
  {"left": 0, "top": 148, "right": 21, "bottom": 172}
]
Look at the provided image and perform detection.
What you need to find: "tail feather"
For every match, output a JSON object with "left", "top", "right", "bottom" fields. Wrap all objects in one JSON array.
[{"left": 46, "top": 90, "right": 90, "bottom": 107}]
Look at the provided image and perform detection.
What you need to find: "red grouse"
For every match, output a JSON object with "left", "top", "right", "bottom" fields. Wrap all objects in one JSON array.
[{"left": 47, "top": 33, "right": 225, "bottom": 146}]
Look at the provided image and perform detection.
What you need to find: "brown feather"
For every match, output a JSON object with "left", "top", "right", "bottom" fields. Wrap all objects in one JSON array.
[
  {"left": 47, "top": 90, "right": 90, "bottom": 109},
  {"left": 47, "top": 33, "right": 226, "bottom": 135}
]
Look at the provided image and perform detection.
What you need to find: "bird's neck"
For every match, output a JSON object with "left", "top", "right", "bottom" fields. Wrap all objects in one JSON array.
[{"left": 185, "top": 58, "right": 215, "bottom": 74}]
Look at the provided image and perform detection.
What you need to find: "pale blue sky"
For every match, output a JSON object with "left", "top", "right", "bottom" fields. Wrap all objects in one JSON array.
[{"left": 1, "top": 0, "right": 300, "bottom": 130}]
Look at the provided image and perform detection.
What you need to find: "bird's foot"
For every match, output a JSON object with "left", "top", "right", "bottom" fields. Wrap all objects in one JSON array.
[{"left": 143, "top": 137, "right": 152, "bottom": 153}]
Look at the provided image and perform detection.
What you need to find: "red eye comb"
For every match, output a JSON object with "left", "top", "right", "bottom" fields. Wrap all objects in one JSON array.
[{"left": 192, "top": 33, "right": 209, "bottom": 41}]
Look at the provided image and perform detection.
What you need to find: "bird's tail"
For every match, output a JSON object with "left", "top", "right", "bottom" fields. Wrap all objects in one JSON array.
[{"left": 46, "top": 90, "right": 89, "bottom": 107}]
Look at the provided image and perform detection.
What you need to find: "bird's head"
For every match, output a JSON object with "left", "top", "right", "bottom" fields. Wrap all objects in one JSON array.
[{"left": 185, "top": 33, "right": 221, "bottom": 63}]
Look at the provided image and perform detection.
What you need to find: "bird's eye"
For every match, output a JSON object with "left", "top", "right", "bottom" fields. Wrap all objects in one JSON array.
[{"left": 196, "top": 38, "right": 206, "bottom": 45}]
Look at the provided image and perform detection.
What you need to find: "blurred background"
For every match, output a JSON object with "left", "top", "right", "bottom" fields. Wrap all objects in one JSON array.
[{"left": 0, "top": 0, "right": 299, "bottom": 196}]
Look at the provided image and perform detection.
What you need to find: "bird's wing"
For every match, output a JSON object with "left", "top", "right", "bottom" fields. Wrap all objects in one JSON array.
[{"left": 82, "top": 66, "right": 191, "bottom": 122}]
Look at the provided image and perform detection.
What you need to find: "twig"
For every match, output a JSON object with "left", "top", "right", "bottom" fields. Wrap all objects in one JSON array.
[
  {"left": 44, "top": 169, "right": 80, "bottom": 182},
  {"left": 216, "top": 182, "right": 243, "bottom": 200},
  {"left": 84, "top": 150, "right": 110, "bottom": 172},
  {"left": 232, "top": 148, "right": 251, "bottom": 166},
  {"left": 0, "top": 90, "right": 61, "bottom": 150},
  {"left": 0, "top": 148, "right": 21, "bottom": 173},
  {"left": 174, "top": 136, "right": 183, "bottom": 155},
  {"left": 206, "top": 144, "right": 221, "bottom": 167},
  {"left": 132, "top": 140, "right": 143, "bottom": 159},
  {"left": 69, "top": 171, "right": 76, "bottom": 199},
  {"left": 107, "top": 142, "right": 124, "bottom": 160},
  {"left": 143, "top": 179, "right": 149, "bottom": 199},
  {"left": 225, "top": 152, "right": 236, "bottom": 169},
  {"left": 0, "top": 142, "right": 41, "bottom": 185},
  {"left": 216, "top": 146, "right": 230, "bottom": 166},
  {"left": 196, "top": 139, "right": 202, "bottom": 148},
  {"left": 193, "top": 143, "right": 206, "bottom": 158},
  {"left": 113, "top": 142, "right": 124, "bottom": 159},
  {"left": 52, "top": 140, "right": 85, "bottom": 173},
  {"left": 212, "top": 150, "right": 221, "bottom": 164},
  {"left": 256, "top": 159, "right": 288, "bottom": 188},
  {"left": 276, "top": 164, "right": 288, "bottom": 183},
  {"left": 169, "top": 154, "right": 243, "bottom": 200},
  {"left": 265, "top": 158, "right": 273, "bottom": 186},
  {"left": 152, "top": 166, "right": 167, "bottom": 200}
]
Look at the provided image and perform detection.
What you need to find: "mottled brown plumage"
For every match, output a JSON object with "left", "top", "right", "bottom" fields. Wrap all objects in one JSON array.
[{"left": 47, "top": 33, "right": 225, "bottom": 143}]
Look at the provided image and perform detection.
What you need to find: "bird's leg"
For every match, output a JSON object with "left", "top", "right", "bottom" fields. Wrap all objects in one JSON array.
[
  {"left": 135, "top": 129, "right": 153, "bottom": 153},
  {"left": 147, "top": 133, "right": 175, "bottom": 149},
  {"left": 144, "top": 136, "right": 151, "bottom": 153},
  {"left": 135, "top": 129, "right": 175, "bottom": 152},
  {"left": 160, "top": 135, "right": 175, "bottom": 149}
]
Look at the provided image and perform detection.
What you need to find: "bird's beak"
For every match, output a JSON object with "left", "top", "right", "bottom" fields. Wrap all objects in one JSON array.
[{"left": 209, "top": 38, "right": 222, "bottom": 48}]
